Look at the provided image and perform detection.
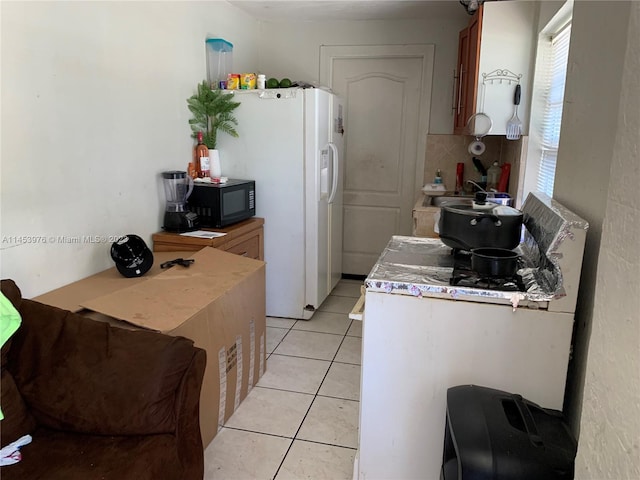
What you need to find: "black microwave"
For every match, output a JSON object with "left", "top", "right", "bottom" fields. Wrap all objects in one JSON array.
[{"left": 187, "top": 179, "right": 255, "bottom": 228}]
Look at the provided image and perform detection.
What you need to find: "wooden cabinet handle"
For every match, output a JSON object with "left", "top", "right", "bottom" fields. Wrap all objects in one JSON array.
[
  {"left": 451, "top": 69, "right": 458, "bottom": 114},
  {"left": 457, "top": 64, "right": 464, "bottom": 115}
]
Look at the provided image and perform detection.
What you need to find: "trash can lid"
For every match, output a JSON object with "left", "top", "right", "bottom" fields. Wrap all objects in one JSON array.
[{"left": 445, "top": 385, "right": 577, "bottom": 480}]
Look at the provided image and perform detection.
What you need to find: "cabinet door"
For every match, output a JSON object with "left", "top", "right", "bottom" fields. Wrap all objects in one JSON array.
[
  {"left": 465, "top": 6, "right": 482, "bottom": 118},
  {"left": 453, "top": 27, "right": 469, "bottom": 134},
  {"left": 453, "top": 6, "right": 483, "bottom": 134},
  {"left": 476, "top": 1, "right": 534, "bottom": 135},
  {"left": 224, "top": 233, "right": 261, "bottom": 260}
]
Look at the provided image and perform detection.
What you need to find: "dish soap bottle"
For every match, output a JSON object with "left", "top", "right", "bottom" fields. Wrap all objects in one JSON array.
[{"left": 487, "top": 161, "right": 501, "bottom": 191}]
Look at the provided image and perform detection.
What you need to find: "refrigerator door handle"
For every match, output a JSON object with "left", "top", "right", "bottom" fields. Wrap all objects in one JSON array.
[{"left": 327, "top": 142, "right": 339, "bottom": 204}]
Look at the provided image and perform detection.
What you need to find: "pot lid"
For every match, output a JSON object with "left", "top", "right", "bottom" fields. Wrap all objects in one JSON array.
[{"left": 442, "top": 204, "right": 522, "bottom": 217}]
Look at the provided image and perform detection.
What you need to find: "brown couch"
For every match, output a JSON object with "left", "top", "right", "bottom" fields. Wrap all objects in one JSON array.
[{"left": 0, "top": 279, "right": 206, "bottom": 480}]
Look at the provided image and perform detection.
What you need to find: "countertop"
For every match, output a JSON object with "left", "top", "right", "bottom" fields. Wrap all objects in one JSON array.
[
  {"left": 365, "top": 235, "right": 557, "bottom": 309},
  {"left": 367, "top": 192, "right": 589, "bottom": 309}
]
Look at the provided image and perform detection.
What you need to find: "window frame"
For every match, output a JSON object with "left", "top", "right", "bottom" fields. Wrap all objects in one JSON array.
[{"left": 520, "top": 1, "right": 573, "bottom": 205}]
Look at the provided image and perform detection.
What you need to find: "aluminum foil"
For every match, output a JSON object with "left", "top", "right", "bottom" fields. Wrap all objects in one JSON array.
[
  {"left": 366, "top": 236, "right": 540, "bottom": 308},
  {"left": 365, "top": 193, "right": 588, "bottom": 308},
  {"left": 520, "top": 192, "right": 589, "bottom": 297}
]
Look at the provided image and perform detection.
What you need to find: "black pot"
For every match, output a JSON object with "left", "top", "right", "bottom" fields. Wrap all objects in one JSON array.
[
  {"left": 439, "top": 204, "right": 523, "bottom": 251},
  {"left": 471, "top": 248, "right": 520, "bottom": 278}
]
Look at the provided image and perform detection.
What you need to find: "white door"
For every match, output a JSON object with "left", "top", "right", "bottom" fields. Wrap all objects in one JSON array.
[{"left": 320, "top": 45, "right": 434, "bottom": 275}]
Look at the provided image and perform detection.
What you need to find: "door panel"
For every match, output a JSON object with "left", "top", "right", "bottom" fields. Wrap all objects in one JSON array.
[
  {"left": 344, "top": 73, "right": 406, "bottom": 193},
  {"left": 321, "top": 45, "right": 434, "bottom": 275},
  {"left": 343, "top": 205, "right": 400, "bottom": 274}
]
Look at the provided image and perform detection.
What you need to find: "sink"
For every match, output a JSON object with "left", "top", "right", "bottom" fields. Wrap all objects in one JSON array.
[
  {"left": 424, "top": 193, "right": 512, "bottom": 207},
  {"left": 425, "top": 195, "right": 474, "bottom": 207}
]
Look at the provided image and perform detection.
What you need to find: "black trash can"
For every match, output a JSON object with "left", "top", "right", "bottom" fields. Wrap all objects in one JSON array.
[{"left": 441, "top": 385, "right": 577, "bottom": 480}]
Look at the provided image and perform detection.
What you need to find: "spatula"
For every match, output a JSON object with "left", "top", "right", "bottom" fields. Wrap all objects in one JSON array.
[{"left": 506, "top": 84, "right": 522, "bottom": 140}]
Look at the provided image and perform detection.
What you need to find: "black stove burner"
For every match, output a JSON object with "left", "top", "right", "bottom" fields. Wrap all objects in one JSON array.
[
  {"left": 449, "top": 250, "right": 526, "bottom": 292},
  {"left": 450, "top": 271, "right": 525, "bottom": 291}
]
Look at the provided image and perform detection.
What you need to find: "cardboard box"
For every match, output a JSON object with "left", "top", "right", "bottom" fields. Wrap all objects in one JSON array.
[{"left": 34, "top": 247, "right": 266, "bottom": 447}]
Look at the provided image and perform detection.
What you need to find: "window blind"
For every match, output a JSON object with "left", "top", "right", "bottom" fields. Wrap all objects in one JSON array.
[{"left": 536, "top": 23, "right": 571, "bottom": 196}]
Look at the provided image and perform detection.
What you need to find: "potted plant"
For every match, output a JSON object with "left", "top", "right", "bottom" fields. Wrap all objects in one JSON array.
[{"left": 186, "top": 80, "right": 241, "bottom": 176}]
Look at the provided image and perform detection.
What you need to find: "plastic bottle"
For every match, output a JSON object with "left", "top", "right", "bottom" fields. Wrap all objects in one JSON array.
[
  {"left": 487, "top": 161, "right": 501, "bottom": 191},
  {"left": 434, "top": 169, "right": 443, "bottom": 184},
  {"left": 257, "top": 74, "right": 266, "bottom": 90},
  {"left": 455, "top": 163, "right": 464, "bottom": 194}
]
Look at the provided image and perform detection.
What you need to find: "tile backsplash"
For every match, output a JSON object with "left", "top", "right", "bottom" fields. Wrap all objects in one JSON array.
[{"left": 423, "top": 134, "right": 524, "bottom": 198}]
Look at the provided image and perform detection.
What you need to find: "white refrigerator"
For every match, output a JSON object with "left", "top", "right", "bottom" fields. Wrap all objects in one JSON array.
[{"left": 218, "top": 87, "right": 345, "bottom": 319}]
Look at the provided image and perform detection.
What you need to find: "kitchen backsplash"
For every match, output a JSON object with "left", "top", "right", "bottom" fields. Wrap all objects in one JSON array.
[{"left": 424, "top": 134, "right": 524, "bottom": 197}]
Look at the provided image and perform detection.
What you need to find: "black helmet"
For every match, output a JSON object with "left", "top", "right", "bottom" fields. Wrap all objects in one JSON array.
[{"left": 110, "top": 234, "right": 154, "bottom": 278}]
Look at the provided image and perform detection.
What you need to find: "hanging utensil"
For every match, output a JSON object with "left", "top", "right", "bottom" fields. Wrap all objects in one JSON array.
[
  {"left": 506, "top": 84, "right": 522, "bottom": 140},
  {"left": 472, "top": 157, "right": 487, "bottom": 177},
  {"left": 466, "top": 112, "right": 492, "bottom": 155}
]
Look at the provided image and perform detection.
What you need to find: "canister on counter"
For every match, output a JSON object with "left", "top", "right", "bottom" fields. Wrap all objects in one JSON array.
[
  {"left": 226, "top": 74, "right": 241, "bottom": 90},
  {"left": 241, "top": 73, "right": 256, "bottom": 89}
]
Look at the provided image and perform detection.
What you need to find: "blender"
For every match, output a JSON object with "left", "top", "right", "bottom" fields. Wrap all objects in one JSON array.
[{"left": 161, "top": 171, "right": 199, "bottom": 232}]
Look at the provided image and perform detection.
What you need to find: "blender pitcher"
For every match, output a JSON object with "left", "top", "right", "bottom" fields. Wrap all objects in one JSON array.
[{"left": 161, "top": 171, "right": 199, "bottom": 232}]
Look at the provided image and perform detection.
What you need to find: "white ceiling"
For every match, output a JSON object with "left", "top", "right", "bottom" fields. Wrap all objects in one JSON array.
[{"left": 228, "top": 0, "right": 471, "bottom": 22}]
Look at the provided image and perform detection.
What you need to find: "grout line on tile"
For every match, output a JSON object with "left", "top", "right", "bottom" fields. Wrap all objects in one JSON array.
[
  {"left": 254, "top": 384, "right": 320, "bottom": 396},
  {"left": 221, "top": 425, "right": 297, "bottom": 442},
  {"left": 272, "top": 316, "right": 354, "bottom": 479},
  {"left": 291, "top": 438, "right": 359, "bottom": 451},
  {"left": 315, "top": 392, "right": 360, "bottom": 402},
  {"left": 330, "top": 359, "right": 361, "bottom": 366},
  {"left": 267, "top": 327, "right": 294, "bottom": 355}
]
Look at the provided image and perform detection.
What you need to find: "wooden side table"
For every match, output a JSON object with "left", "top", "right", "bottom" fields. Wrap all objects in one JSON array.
[{"left": 152, "top": 217, "right": 264, "bottom": 261}]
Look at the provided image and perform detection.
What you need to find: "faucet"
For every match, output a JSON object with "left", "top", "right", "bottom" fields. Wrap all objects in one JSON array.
[
  {"left": 466, "top": 180, "right": 486, "bottom": 192},
  {"left": 466, "top": 180, "right": 499, "bottom": 194}
]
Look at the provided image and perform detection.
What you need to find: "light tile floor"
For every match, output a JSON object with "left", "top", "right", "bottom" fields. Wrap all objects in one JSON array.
[{"left": 204, "top": 279, "right": 363, "bottom": 480}]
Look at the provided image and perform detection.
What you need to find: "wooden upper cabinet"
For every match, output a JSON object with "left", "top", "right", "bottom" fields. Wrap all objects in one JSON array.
[
  {"left": 453, "top": 2, "right": 535, "bottom": 136},
  {"left": 454, "top": 5, "right": 483, "bottom": 135}
]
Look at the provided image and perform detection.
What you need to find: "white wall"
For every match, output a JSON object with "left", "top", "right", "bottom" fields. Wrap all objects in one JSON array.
[
  {"left": 537, "top": 0, "right": 566, "bottom": 27},
  {"left": 574, "top": 3, "right": 640, "bottom": 477},
  {"left": 0, "top": 1, "right": 259, "bottom": 297},
  {"left": 0, "top": 3, "right": 466, "bottom": 298},
  {"left": 254, "top": 13, "right": 468, "bottom": 134},
  {"left": 552, "top": 0, "right": 632, "bottom": 443}
]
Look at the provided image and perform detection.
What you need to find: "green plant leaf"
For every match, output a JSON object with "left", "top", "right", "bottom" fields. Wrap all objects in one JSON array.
[{"left": 186, "top": 80, "right": 242, "bottom": 149}]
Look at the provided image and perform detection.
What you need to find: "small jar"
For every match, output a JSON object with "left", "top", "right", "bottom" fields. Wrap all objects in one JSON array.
[{"left": 257, "top": 74, "right": 266, "bottom": 90}]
